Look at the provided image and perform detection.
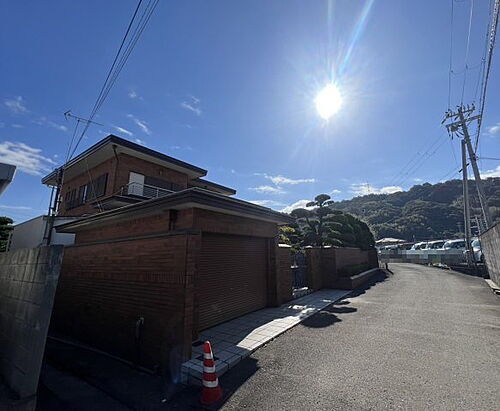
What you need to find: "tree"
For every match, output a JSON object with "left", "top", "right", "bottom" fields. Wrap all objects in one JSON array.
[
  {"left": 289, "top": 194, "right": 375, "bottom": 249},
  {"left": 290, "top": 194, "right": 334, "bottom": 246},
  {"left": 0, "top": 216, "right": 13, "bottom": 252}
]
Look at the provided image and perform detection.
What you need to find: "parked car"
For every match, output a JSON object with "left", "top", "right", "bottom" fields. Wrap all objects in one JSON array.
[
  {"left": 465, "top": 239, "right": 484, "bottom": 263},
  {"left": 427, "top": 240, "right": 446, "bottom": 250},
  {"left": 443, "top": 239, "right": 466, "bottom": 250},
  {"left": 411, "top": 242, "right": 427, "bottom": 250}
]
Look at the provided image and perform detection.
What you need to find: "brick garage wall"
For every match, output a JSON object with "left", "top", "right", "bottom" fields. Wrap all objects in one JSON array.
[
  {"left": 481, "top": 222, "right": 500, "bottom": 286},
  {"left": 0, "top": 246, "right": 63, "bottom": 400},
  {"left": 276, "top": 244, "right": 293, "bottom": 304},
  {"left": 193, "top": 208, "right": 277, "bottom": 237},
  {"left": 51, "top": 234, "right": 197, "bottom": 376},
  {"left": 75, "top": 211, "right": 172, "bottom": 243}
]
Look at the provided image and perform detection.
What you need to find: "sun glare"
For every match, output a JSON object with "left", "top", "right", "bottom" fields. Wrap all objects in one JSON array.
[{"left": 315, "top": 83, "right": 342, "bottom": 120}]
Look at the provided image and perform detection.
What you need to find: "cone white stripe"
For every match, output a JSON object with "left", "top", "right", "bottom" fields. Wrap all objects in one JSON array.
[
  {"left": 203, "top": 378, "right": 219, "bottom": 388},
  {"left": 203, "top": 365, "right": 216, "bottom": 373},
  {"left": 203, "top": 353, "right": 213, "bottom": 360}
]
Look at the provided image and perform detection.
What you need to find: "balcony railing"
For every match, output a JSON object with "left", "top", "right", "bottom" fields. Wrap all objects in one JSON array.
[{"left": 120, "top": 182, "right": 174, "bottom": 199}]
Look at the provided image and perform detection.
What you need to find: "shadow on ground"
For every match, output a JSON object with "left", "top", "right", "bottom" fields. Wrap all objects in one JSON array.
[{"left": 300, "top": 269, "right": 389, "bottom": 329}]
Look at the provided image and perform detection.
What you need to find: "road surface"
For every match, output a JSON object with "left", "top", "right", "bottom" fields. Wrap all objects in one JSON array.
[{"left": 207, "top": 264, "right": 500, "bottom": 410}]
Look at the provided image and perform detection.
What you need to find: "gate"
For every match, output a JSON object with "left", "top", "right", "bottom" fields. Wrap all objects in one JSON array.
[{"left": 291, "top": 251, "right": 308, "bottom": 289}]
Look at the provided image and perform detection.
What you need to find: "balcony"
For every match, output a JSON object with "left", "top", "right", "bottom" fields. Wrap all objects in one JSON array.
[{"left": 120, "top": 182, "right": 174, "bottom": 199}]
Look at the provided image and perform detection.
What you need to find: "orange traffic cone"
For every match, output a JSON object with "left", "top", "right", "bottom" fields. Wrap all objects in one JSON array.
[{"left": 200, "top": 341, "right": 223, "bottom": 405}]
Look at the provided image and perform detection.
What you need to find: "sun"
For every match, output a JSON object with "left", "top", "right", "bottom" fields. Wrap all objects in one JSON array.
[{"left": 315, "top": 83, "right": 342, "bottom": 120}]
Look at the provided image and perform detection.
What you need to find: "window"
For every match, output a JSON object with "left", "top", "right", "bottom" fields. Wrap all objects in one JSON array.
[
  {"left": 77, "top": 184, "right": 88, "bottom": 206},
  {"left": 87, "top": 173, "right": 108, "bottom": 200},
  {"left": 65, "top": 188, "right": 77, "bottom": 210}
]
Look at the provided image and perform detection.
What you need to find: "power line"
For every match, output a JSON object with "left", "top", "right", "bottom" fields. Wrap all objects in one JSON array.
[
  {"left": 448, "top": 0, "right": 455, "bottom": 109},
  {"left": 68, "top": 0, "right": 159, "bottom": 159},
  {"left": 474, "top": 0, "right": 500, "bottom": 150},
  {"left": 460, "top": 0, "right": 475, "bottom": 104}
]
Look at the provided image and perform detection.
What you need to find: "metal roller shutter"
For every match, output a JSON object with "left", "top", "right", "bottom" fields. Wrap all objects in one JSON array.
[{"left": 198, "top": 233, "right": 268, "bottom": 330}]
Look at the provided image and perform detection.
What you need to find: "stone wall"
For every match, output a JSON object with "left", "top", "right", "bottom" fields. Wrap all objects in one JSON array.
[
  {"left": 0, "top": 246, "right": 63, "bottom": 400},
  {"left": 481, "top": 222, "right": 500, "bottom": 286}
]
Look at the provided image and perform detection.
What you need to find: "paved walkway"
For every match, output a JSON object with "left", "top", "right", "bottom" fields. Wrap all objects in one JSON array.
[{"left": 181, "top": 288, "right": 351, "bottom": 384}]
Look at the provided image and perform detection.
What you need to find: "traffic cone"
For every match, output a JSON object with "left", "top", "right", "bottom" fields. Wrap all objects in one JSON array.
[{"left": 200, "top": 341, "right": 223, "bottom": 405}]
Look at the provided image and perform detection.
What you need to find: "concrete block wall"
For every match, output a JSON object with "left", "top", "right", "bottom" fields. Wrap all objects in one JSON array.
[
  {"left": 481, "top": 222, "right": 500, "bottom": 286},
  {"left": 0, "top": 246, "right": 63, "bottom": 399}
]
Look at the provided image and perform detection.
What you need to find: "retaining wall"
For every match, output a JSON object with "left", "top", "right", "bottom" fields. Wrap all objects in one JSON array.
[
  {"left": 481, "top": 222, "right": 500, "bottom": 286},
  {"left": 0, "top": 246, "right": 63, "bottom": 402}
]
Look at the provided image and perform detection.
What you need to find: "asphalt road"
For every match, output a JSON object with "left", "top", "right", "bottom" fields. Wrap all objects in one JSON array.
[{"left": 202, "top": 264, "right": 500, "bottom": 410}]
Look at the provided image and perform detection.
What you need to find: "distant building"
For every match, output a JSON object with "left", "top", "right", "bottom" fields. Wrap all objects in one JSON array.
[{"left": 0, "top": 163, "right": 16, "bottom": 196}]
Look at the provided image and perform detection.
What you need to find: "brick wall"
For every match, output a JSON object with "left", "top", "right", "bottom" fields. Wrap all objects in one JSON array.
[
  {"left": 305, "top": 247, "right": 378, "bottom": 290},
  {"left": 113, "top": 153, "right": 189, "bottom": 192},
  {"left": 276, "top": 244, "right": 292, "bottom": 304},
  {"left": 59, "top": 157, "right": 116, "bottom": 216},
  {"left": 51, "top": 234, "right": 195, "bottom": 376},
  {"left": 193, "top": 208, "right": 277, "bottom": 237},
  {"left": 58, "top": 153, "right": 191, "bottom": 217},
  {"left": 75, "top": 211, "right": 172, "bottom": 243},
  {"left": 0, "top": 246, "right": 63, "bottom": 399}
]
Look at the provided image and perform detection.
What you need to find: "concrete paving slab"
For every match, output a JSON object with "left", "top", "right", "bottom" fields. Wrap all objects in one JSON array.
[{"left": 181, "top": 288, "right": 351, "bottom": 384}]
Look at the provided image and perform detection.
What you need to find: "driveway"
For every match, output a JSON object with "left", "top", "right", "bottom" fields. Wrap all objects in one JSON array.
[{"left": 171, "top": 264, "right": 500, "bottom": 410}]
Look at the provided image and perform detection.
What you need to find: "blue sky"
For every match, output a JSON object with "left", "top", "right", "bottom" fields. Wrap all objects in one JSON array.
[{"left": 1, "top": 0, "right": 500, "bottom": 223}]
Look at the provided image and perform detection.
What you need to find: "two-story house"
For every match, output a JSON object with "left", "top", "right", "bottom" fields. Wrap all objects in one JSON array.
[
  {"left": 42, "top": 134, "right": 236, "bottom": 216},
  {"left": 42, "top": 135, "right": 293, "bottom": 381}
]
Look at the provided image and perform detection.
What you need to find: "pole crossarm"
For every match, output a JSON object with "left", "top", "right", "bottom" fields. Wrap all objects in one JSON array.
[{"left": 443, "top": 104, "right": 493, "bottom": 229}]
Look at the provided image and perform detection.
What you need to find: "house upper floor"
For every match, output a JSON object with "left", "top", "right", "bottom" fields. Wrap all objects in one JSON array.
[{"left": 41, "top": 135, "right": 236, "bottom": 217}]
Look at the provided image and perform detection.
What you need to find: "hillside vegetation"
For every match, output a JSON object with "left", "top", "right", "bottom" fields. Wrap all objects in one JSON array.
[{"left": 328, "top": 177, "right": 500, "bottom": 241}]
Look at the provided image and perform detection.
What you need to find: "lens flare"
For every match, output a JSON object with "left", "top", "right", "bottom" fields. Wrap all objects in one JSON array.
[{"left": 315, "top": 84, "right": 342, "bottom": 120}]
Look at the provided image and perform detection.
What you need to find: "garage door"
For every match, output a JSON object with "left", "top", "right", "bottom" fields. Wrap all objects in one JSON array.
[{"left": 197, "top": 233, "right": 268, "bottom": 330}]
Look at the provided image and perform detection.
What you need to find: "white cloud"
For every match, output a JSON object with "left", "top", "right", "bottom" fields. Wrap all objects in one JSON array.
[
  {"left": 0, "top": 141, "right": 56, "bottom": 176},
  {"left": 350, "top": 183, "right": 403, "bottom": 196},
  {"left": 264, "top": 174, "right": 316, "bottom": 185},
  {"left": 482, "top": 166, "right": 500, "bottom": 179},
  {"left": 11, "top": 124, "right": 24, "bottom": 129},
  {"left": 32, "top": 117, "right": 67, "bottom": 132},
  {"left": 330, "top": 189, "right": 341, "bottom": 195},
  {"left": 0, "top": 205, "right": 33, "bottom": 210},
  {"left": 134, "top": 138, "right": 146, "bottom": 146},
  {"left": 281, "top": 199, "right": 315, "bottom": 214},
  {"left": 413, "top": 177, "right": 423, "bottom": 182},
  {"left": 487, "top": 124, "right": 500, "bottom": 135},
  {"left": 180, "top": 95, "right": 202, "bottom": 116},
  {"left": 249, "top": 185, "right": 286, "bottom": 194},
  {"left": 127, "top": 114, "right": 151, "bottom": 135},
  {"left": 113, "top": 125, "right": 133, "bottom": 137},
  {"left": 248, "top": 199, "right": 285, "bottom": 207},
  {"left": 4, "top": 96, "right": 27, "bottom": 114}
]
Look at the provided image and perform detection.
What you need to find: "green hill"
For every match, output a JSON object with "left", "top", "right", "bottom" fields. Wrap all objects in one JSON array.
[{"left": 329, "top": 177, "right": 500, "bottom": 241}]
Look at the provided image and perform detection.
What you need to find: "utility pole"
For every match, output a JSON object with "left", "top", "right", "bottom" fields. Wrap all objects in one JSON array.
[
  {"left": 461, "top": 139, "right": 473, "bottom": 266},
  {"left": 443, "top": 104, "right": 493, "bottom": 228}
]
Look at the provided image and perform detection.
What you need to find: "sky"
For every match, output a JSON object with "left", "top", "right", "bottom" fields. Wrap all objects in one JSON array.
[{"left": 1, "top": 0, "right": 500, "bottom": 223}]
